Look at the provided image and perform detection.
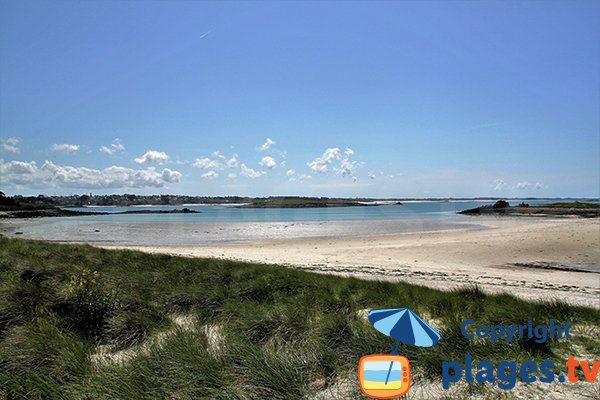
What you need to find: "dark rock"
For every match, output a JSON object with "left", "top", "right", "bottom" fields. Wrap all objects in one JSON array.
[
  {"left": 459, "top": 202, "right": 600, "bottom": 218},
  {"left": 493, "top": 200, "right": 510, "bottom": 208},
  {"left": 117, "top": 208, "right": 200, "bottom": 215},
  {"left": 458, "top": 207, "right": 481, "bottom": 215}
]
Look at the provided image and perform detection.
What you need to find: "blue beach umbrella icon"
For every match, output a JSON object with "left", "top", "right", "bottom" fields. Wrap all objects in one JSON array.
[{"left": 367, "top": 308, "right": 441, "bottom": 384}]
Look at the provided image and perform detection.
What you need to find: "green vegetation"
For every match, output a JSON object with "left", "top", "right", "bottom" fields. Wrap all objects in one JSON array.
[
  {"left": 9, "top": 193, "right": 254, "bottom": 207},
  {"left": 4, "top": 192, "right": 597, "bottom": 210},
  {"left": 459, "top": 201, "right": 600, "bottom": 217},
  {"left": 0, "top": 206, "right": 199, "bottom": 219},
  {"left": 0, "top": 238, "right": 598, "bottom": 399},
  {"left": 0, "top": 203, "right": 55, "bottom": 212},
  {"left": 6, "top": 194, "right": 394, "bottom": 208},
  {"left": 236, "top": 197, "right": 386, "bottom": 208},
  {"left": 0, "top": 193, "right": 56, "bottom": 212}
]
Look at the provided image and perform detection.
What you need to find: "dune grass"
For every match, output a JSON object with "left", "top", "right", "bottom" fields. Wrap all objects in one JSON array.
[{"left": 0, "top": 237, "right": 598, "bottom": 399}]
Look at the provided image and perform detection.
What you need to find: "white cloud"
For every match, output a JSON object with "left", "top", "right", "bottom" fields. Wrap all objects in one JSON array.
[
  {"left": 1, "top": 160, "right": 37, "bottom": 175},
  {"left": 491, "top": 179, "right": 507, "bottom": 191},
  {"left": 201, "top": 170, "right": 218, "bottom": 179},
  {"left": 240, "top": 163, "right": 265, "bottom": 178},
  {"left": 336, "top": 158, "right": 357, "bottom": 176},
  {"left": 259, "top": 156, "right": 276, "bottom": 169},
  {"left": 0, "top": 159, "right": 181, "bottom": 189},
  {"left": 161, "top": 168, "right": 182, "bottom": 183},
  {"left": 287, "top": 169, "right": 311, "bottom": 182},
  {"left": 307, "top": 148, "right": 340, "bottom": 173},
  {"left": 514, "top": 181, "right": 545, "bottom": 191},
  {"left": 212, "top": 151, "right": 226, "bottom": 160},
  {"left": 226, "top": 154, "right": 239, "bottom": 168},
  {"left": 227, "top": 172, "right": 237, "bottom": 179},
  {"left": 50, "top": 143, "right": 80, "bottom": 153},
  {"left": 192, "top": 157, "right": 223, "bottom": 170},
  {"left": 0, "top": 137, "right": 20, "bottom": 154},
  {"left": 307, "top": 147, "right": 358, "bottom": 177},
  {"left": 193, "top": 152, "right": 241, "bottom": 171},
  {"left": 258, "top": 138, "right": 275, "bottom": 152},
  {"left": 134, "top": 150, "right": 169, "bottom": 165},
  {"left": 99, "top": 139, "right": 125, "bottom": 155}
]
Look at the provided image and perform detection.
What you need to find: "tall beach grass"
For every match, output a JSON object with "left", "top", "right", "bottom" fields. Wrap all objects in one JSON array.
[{"left": 0, "top": 237, "right": 598, "bottom": 399}]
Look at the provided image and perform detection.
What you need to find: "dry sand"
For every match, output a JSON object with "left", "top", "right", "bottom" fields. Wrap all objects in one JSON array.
[{"left": 99, "top": 217, "right": 600, "bottom": 308}]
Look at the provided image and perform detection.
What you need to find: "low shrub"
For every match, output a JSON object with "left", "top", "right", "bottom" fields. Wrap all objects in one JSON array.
[{"left": 63, "top": 269, "right": 116, "bottom": 340}]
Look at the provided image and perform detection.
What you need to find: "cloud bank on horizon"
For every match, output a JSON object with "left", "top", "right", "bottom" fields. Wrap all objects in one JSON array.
[
  {"left": 0, "top": 135, "right": 588, "bottom": 198},
  {"left": 0, "top": 1, "right": 598, "bottom": 198}
]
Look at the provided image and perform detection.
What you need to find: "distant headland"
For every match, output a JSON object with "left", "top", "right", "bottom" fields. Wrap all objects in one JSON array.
[
  {"left": 459, "top": 200, "right": 600, "bottom": 218},
  {"left": 2, "top": 193, "right": 597, "bottom": 208},
  {"left": 1, "top": 192, "right": 598, "bottom": 218},
  {"left": 1, "top": 193, "right": 405, "bottom": 210}
]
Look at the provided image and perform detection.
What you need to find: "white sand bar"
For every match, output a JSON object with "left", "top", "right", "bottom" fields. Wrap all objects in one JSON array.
[{"left": 100, "top": 218, "right": 600, "bottom": 308}]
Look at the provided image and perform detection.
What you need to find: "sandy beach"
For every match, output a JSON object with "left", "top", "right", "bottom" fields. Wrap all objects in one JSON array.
[{"left": 99, "top": 217, "right": 600, "bottom": 308}]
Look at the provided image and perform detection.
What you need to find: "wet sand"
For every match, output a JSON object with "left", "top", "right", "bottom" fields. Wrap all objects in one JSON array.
[
  {"left": 99, "top": 218, "right": 600, "bottom": 308},
  {"left": 0, "top": 217, "right": 486, "bottom": 245}
]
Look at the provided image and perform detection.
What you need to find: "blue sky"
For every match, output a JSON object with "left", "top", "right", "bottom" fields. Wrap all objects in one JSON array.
[{"left": 1, "top": 0, "right": 598, "bottom": 198}]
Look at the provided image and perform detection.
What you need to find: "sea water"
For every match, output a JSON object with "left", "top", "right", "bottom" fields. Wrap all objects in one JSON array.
[
  {"left": 60, "top": 199, "right": 560, "bottom": 223},
  {"left": 0, "top": 200, "right": 576, "bottom": 245}
]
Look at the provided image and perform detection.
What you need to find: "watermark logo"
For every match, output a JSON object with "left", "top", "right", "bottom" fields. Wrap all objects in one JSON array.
[
  {"left": 442, "top": 320, "right": 599, "bottom": 390},
  {"left": 358, "top": 355, "right": 410, "bottom": 399},
  {"left": 358, "top": 308, "right": 441, "bottom": 399}
]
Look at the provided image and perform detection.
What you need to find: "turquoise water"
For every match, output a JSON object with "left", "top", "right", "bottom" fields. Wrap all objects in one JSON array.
[
  {"left": 5, "top": 199, "right": 591, "bottom": 245},
  {"left": 63, "top": 200, "right": 564, "bottom": 223}
]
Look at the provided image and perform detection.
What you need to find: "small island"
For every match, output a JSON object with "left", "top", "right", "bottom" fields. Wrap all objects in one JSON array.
[
  {"left": 235, "top": 197, "right": 398, "bottom": 208},
  {"left": 458, "top": 200, "right": 600, "bottom": 218},
  {"left": 116, "top": 208, "right": 199, "bottom": 215},
  {"left": 0, "top": 203, "right": 200, "bottom": 219},
  {"left": 0, "top": 193, "right": 404, "bottom": 216}
]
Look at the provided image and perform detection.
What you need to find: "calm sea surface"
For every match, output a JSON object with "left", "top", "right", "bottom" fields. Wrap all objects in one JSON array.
[
  {"left": 0, "top": 200, "right": 587, "bottom": 245},
  {"left": 61, "top": 199, "right": 561, "bottom": 223}
]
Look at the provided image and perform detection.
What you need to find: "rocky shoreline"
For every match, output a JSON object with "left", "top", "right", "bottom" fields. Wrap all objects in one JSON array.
[
  {"left": 0, "top": 207, "right": 200, "bottom": 219},
  {"left": 458, "top": 201, "right": 600, "bottom": 218}
]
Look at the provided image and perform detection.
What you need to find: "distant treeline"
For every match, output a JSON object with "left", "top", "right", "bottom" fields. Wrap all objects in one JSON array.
[
  {"left": 3, "top": 194, "right": 252, "bottom": 208},
  {"left": 0, "top": 192, "right": 596, "bottom": 208},
  {"left": 3, "top": 193, "right": 392, "bottom": 208}
]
